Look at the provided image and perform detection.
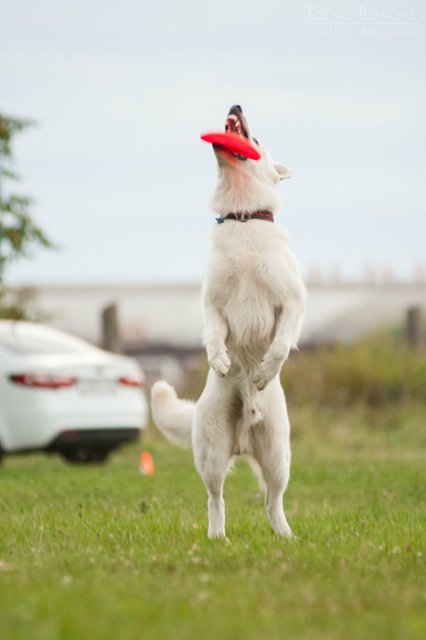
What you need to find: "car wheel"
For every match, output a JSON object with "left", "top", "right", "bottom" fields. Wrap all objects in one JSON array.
[{"left": 60, "top": 447, "right": 112, "bottom": 465}]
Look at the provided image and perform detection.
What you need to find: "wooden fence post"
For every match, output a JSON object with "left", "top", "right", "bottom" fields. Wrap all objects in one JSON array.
[
  {"left": 406, "top": 306, "right": 423, "bottom": 351},
  {"left": 101, "top": 303, "right": 121, "bottom": 353}
]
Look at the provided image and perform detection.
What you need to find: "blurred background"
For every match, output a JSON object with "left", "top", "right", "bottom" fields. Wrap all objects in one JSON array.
[{"left": 1, "top": 0, "right": 425, "bottom": 390}]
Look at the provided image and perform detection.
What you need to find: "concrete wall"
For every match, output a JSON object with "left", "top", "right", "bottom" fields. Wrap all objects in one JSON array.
[{"left": 20, "top": 282, "right": 426, "bottom": 347}]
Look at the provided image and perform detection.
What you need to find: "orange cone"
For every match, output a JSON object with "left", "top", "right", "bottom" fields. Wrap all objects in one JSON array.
[{"left": 139, "top": 451, "right": 155, "bottom": 475}]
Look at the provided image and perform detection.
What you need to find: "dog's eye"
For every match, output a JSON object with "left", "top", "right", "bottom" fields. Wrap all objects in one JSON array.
[{"left": 252, "top": 137, "right": 259, "bottom": 145}]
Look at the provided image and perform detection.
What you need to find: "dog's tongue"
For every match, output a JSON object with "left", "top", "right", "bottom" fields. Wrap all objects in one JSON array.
[{"left": 200, "top": 131, "right": 261, "bottom": 161}]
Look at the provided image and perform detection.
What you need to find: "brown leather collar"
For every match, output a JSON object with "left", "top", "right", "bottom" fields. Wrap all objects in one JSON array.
[{"left": 216, "top": 210, "right": 274, "bottom": 224}]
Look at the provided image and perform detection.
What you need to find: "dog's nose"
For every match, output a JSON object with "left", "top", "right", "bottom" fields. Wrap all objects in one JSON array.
[{"left": 229, "top": 104, "right": 243, "bottom": 116}]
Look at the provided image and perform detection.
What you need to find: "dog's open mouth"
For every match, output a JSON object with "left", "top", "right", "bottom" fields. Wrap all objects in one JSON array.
[
  {"left": 225, "top": 113, "right": 249, "bottom": 139},
  {"left": 213, "top": 105, "right": 250, "bottom": 161}
]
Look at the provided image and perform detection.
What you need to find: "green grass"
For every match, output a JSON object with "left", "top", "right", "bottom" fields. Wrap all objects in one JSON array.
[
  {"left": 1, "top": 331, "right": 425, "bottom": 639},
  {"left": 1, "top": 413, "right": 425, "bottom": 640}
]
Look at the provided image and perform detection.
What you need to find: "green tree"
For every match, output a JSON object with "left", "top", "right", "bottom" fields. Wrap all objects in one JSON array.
[{"left": 0, "top": 112, "right": 53, "bottom": 318}]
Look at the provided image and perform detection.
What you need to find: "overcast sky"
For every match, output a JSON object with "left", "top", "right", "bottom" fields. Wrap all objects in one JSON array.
[{"left": 1, "top": 0, "right": 425, "bottom": 284}]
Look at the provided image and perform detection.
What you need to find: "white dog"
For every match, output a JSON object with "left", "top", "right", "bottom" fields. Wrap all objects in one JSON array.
[{"left": 151, "top": 105, "right": 306, "bottom": 538}]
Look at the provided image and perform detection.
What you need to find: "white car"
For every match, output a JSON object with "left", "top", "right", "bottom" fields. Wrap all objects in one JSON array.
[{"left": 0, "top": 320, "right": 147, "bottom": 464}]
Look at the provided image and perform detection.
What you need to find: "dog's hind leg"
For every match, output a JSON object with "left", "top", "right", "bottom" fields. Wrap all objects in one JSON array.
[
  {"left": 192, "top": 373, "right": 235, "bottom": 538},
  {"left": 194, "top": 435, "right": 232, "bottom": 538},
  {"left": 201, "top": 456, "right": 229, "bottom": 539},
  {"left": 263, "top": 461, "right": 292, "bottom": 537},
  {"left": 251, "top": 380, "right": 293, "bottom": 537}
]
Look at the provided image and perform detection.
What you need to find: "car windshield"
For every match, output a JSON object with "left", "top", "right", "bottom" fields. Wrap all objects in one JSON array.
[{"left": 0, "top": 330, "right": 96, "bottom": 356}]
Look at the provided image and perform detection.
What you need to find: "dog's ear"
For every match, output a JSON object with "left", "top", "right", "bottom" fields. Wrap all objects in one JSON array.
[{"left": 274, "top": 163, "right": 293, "bottom": 180}]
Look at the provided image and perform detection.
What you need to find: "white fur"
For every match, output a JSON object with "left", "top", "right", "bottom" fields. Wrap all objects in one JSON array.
[{"left": 151, "top": 112, "right": 306, "bottom": 538}]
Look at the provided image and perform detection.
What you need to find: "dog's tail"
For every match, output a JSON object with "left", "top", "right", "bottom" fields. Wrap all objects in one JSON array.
[{"left": 151, "top": 381, "right": 194, "bottom": 449}]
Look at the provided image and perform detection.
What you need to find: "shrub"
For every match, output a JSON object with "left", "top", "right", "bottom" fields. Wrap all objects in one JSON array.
[{"left": 283, "top": 333, "right": 426, "bottom": 408}]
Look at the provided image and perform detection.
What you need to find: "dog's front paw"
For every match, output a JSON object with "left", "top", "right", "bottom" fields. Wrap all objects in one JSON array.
[
  {"left": 254, "top": 344, "right": 291, "bottom": 390},
  {"left": 208, "top": 346, "right": 231, "bottom": 378},
  {"left": 253, "top": 364, "right": 276, "bottom": 391},
  {"left": 253, "top": 356, "right": 283, "bottom": 391}
]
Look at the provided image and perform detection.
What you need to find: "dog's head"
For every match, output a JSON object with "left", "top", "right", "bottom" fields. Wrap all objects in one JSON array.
[
  {"left": 213, "top": 105, "right": 292, "bottom": 185},
  {"left": 211, "top": 105, "right": 292, "bottom": 215}
]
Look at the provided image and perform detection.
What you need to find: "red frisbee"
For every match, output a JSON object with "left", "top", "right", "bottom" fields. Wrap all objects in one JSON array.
[{"left": 200, "top": 131, "right": 261, "bottom": 161}]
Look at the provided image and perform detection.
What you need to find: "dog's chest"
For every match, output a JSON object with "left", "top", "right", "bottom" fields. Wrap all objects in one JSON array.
[
  {"left": 207, "top": 224, "right": 290, "bottom": 308},
  {"left": 205, "top": 225, "right": 295, "bottom": 349},
  {"left": 217, "top": 252, "right": 274, "bottom": 301}
]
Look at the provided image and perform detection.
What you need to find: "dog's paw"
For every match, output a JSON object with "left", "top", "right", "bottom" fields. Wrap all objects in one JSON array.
[
  {"left": 254, "top": 344, "right": 291, "bottom": 390},
  {"left": 253, "top": 368, "right": 274, "bottom": 391},
  {"left": 253, "top": 358, "right": 282, "bottom": 391},
  {"left": 208, "top": 346, "right": 231, "bottom": 378}
]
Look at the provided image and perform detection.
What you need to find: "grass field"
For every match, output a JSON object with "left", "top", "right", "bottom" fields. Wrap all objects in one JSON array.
[{"left": 1, "top": 340, "right": 426, "bottom": 639}]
